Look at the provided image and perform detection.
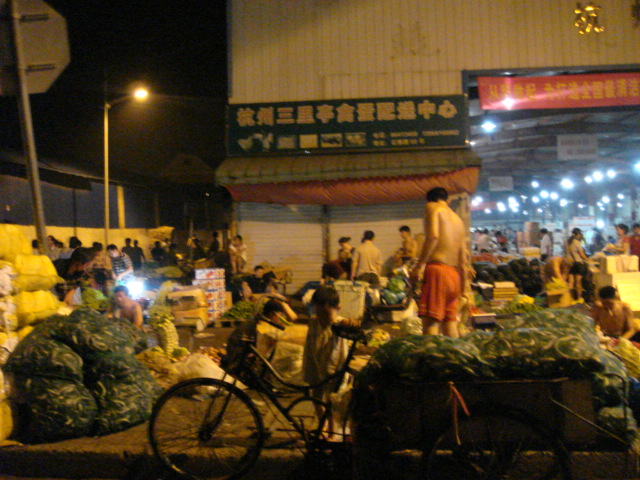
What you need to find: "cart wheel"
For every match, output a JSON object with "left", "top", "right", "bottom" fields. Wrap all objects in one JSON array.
[
  {"left": 149, "top": 378, "right": 265, "bottom": 480},
  {"left": 423, "top": 403, "right": 571, "bottom": 480}
]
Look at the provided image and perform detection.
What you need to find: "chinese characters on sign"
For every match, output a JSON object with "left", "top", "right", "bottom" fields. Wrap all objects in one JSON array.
[
  {"left": 557, "top": 134, "right": 599, "bottom": 161},
  {"left": 227, "top": 95, "right": 468, "bottom": 156},
  {"left": 478, "top": 72, "right": 640, "bottom": 111}
]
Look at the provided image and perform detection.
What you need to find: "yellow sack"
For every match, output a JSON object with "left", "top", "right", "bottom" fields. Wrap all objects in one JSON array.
[
  {"left": 0, "top": 400, "right": 12, "bottom": 442},
  {"left": 14, "top": 254, "right": 62, "bottom": 292},
  {"left": 0, "top": 224, "right": 31, "bottom": 264},
  {"left": 14, "top": 290, "right": 61, "bottom": 326},
  {"left": 17, "top": 325, "right": 34, "bottom": 341}
]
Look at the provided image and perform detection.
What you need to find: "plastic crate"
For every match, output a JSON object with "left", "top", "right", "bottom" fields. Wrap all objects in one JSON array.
[{"left": 333, "top": 280, "right": 367, "bottom": 319}]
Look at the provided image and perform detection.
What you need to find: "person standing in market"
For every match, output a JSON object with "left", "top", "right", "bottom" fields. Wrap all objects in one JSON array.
[
  {"left": 350, "top": 230, "right": 382, "bottom": 285},
  {"left": 410, "top": 187, "right": 469, "bottom": 338},
  {"left": 229, "top": 235, "right": 248, "bottom": 274},
  {"left": 540, "top": 228, "right": 553, "bottom": 262},
  {"left": 393, "top": 225, "right": 417, "bottom": 267},
  {"left": 122, "top": 238, "right": 135, "bottom": 260},
  {"left": 208, "top": 231, "right": 221, "bottom": 258},
  {"left": 129, "top": 239, "right": 146, "bottom": 270},
  {"left": 565, "top": 228, "right": 589, "bottom": 301},
  {"left": 337, "top": 236, "right": 354, "bottom": 278},
  {"left": 107, "top": 244, "right": 135, "bottom": 285},
  {"left": 629, "top": 224, "right": 640, "bottom": 257}
]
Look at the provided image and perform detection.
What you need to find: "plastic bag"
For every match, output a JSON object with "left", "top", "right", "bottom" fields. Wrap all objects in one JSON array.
[
  {"left": 177, "top": 353, "right": 228, "bottom": 382},
  {"left": 0, "top": 224, "right": 31, "bottom": 264},
  {"left": 14, "top": 290, "right": 61, "bottom": 326}
]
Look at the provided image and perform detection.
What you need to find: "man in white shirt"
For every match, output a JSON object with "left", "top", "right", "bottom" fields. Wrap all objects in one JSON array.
[{"left": 350, "top": 230, "right": 383, "bottom": 285}]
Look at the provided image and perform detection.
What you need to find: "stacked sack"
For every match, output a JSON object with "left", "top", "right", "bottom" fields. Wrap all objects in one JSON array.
[
  {"left": 4, "top": 308, "right": 162, "bottom": 443},
  {"left": 0, "top": 226, "right": 61, "bottom": 345}
]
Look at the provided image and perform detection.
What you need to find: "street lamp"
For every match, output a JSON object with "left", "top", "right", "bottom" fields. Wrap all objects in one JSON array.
[{"left": 103, "top": 87, "right": 149, "bottom": 246}]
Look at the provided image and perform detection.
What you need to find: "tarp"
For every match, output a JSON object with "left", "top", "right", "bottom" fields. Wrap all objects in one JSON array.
[
  {"left": 225, "top": 167, "right": 479, "bottom": 205},
  {"left": 216, "top": 148, "right": 480, "bottom": 205}
]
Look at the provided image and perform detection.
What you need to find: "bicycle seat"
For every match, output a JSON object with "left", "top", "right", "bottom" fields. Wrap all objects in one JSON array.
[{"left": 331, "top": 323, "right": 369, "bottom": 342}]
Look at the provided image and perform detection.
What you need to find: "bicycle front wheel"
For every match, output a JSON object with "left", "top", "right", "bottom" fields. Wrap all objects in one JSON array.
[
  {"left": 149, "top": 378, "right": 265, "bottom": 480},
  {"left": 424, "top": 404, "right": 571, "bottom": 480}
]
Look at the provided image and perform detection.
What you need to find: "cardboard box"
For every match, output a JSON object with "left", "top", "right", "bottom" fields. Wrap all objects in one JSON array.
[
  {"left": 192, "top": 279, "right": 216, "bottom": 290},
  {"left": 195, "top": 268, "right": 225, "bottom": 280},
  {"left": 168, "top": 289, "right": 207, "bottom": 311},
  {"left": 173, "top": 307, "right": 208, "bottom": 326}
]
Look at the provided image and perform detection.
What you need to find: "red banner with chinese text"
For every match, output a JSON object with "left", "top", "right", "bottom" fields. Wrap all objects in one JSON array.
[{"left": 478, "top": 72, "right": 640, "bottom": 110}]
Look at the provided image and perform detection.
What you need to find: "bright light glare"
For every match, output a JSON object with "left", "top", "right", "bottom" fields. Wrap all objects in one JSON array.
[
  {"left": 606, "top": 169, "right": 616, "bottom": 179},
  {"left": 472, "top": 196, "right": 483, "bottom": 206},
  {"left": 503, "top": 97, "right": 515, "bottom": 109},
  {"left": 531, "top": 180, "right": 540, "bottom": 188},
  {"left": 559, "top": 199, "right": 568, "bottom": 207},
  {"left": 593, "top": 171, "right": 604, "bottom": 182},
  {"left": 497, "top": 202, "right": 507, "bottom": 212},
  {"left": 597, "top": 220, "right": 605, "bottom": 229},
  {"left": 635, "top": 162, "right": 640, "bottom": 172},
  {"left": 618, "top": 193, "right": 625, "bottom": 200},
  {"left": 540, "top": 190, "right": 549, "bottom": 199},
  {"left": 602, "top": 196, "right": 610, "bottom": 204},
  {"left": 550, "top": 192, "right": 559, "bottom": 200},
  {"left": 127, "top": 278, "right": 145, "bottom": 299},
  {"left": 585, "top": 176, "right": 593, "bottom": 184},
  {"left": 578, "top": 204, "right": 585, "bottom": 208},
  {"left": 617, "top": 203, "right": 623, "bottom": 208},
  {"left": 532, "top": 196, "right": 540, "bottom": 203},
  {"left": 537, "top": 208, "right": 543, "bottom": 213},
  {"left": 133, "top": 88, "right": 149, "bottom": 100},
  {"left": 484, "top": 208, "right": 492, "bottom": 214},
  {"left": 560, "top": 178, "right": 574, "bottom": 189},
  {"left": 481, "top": 121, "right": 497, "bottom": 133}
]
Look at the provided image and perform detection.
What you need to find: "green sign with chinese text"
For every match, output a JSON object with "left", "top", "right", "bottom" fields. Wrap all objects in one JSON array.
[{"left": 227, "top": 95, "right": 468, "bottom": 156}]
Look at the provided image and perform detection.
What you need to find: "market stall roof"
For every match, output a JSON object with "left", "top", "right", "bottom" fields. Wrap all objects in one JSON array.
[{"left": 216, "top": 149, "right": 481, "bottom": 205}]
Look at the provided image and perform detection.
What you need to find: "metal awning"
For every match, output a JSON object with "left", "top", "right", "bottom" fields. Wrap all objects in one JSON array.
[{"left": 216, "top": 149, "right": 481, "bottom": 185}]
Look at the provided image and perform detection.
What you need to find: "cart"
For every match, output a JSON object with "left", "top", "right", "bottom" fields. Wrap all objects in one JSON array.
[
  {"left": 352, "top": 376, "right": 635, "bottom": 479},
  {"left": 363, "top": 276, "right": 415, "bottom": 324}
]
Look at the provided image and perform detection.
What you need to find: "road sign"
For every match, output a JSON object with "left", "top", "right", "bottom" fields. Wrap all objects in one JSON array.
[{"left": 0, "top": 0, "right": 69, "bottom": 95}]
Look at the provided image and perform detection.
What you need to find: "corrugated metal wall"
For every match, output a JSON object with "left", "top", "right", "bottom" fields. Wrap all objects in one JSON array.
[
  {"left": 237, "top": 203, "right": 324, "bottom": 291},
  {"left": 231, "top": 0, "right": 640, "bottom": 103}
]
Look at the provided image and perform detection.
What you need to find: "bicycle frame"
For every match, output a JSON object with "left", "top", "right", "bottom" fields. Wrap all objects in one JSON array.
[{"left": 224, "top": 330, "right": 363, "bottom": 447}]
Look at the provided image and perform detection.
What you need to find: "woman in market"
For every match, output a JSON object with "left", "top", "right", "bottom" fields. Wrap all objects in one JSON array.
[
  {"left": 565, "top": 228, "right": 590, "bottom": 301},
  {"left": 604, "top": 223, "right": 631, "bottom": 255}
]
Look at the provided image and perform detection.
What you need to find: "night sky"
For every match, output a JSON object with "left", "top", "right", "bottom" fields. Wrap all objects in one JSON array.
[{"left": 0, "top": 0, "right": 228, "bottom": 180}]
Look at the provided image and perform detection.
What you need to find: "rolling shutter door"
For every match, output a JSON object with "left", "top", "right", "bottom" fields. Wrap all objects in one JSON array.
[{"left": 237, "top": 203, "right": 324, "bottom": 292}]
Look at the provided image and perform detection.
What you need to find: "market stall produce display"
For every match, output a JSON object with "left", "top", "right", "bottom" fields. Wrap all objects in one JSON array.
[
  {"left": 473, "top": 258, "right": 543, "bottom": 297},
  {"left": 355, "top": 308, "right": 637, "bottom": 444}
]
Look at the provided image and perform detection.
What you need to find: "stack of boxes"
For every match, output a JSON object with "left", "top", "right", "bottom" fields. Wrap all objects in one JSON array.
[
  {"left": 492, "top": 281, "right": 520, "bottom": 303},
  {"left": 192, "top": 268, "right": 229, "bottom": 327}
]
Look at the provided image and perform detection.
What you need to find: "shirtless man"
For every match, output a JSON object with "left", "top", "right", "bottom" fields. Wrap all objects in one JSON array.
[
  {"left": 394, "top": 225, "right": 417, "bottom": 266},
  {"left": 111, "top": 285, "right": 144, "bottom": 330},
  {"left": 410, "top": 187, "right": 468, "bottom": 337}
]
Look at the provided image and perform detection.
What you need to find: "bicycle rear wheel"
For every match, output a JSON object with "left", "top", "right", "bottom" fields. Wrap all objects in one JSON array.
[
  {"left": 424, "top": 404, "right": 571, "bottom": 480},
  {"left": 149, "top": 378, "right": 264, "bottom": 480}
]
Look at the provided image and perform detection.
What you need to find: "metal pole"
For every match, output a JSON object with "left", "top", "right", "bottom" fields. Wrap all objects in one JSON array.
[
  {"left": 104, "top": 101, "right": 110, "bottom": 247},
  {"left": 10, "top": 0, "right": 47, "bottom": 250}
]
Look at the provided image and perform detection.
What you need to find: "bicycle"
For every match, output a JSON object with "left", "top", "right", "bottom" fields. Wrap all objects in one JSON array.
[{"left": 148, "top": 316, "right": 369, "bottom": 480}]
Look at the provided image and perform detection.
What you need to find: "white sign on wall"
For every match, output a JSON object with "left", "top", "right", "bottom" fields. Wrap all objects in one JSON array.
[
  {"left": 489, "top": 176, "right": 513, "bottom": 192},
  {"left": 570, "top": 216, "right": 596, "bottom": 230},
  {"left": 557, "top": 134, "right": 599, "bottom": 161}
]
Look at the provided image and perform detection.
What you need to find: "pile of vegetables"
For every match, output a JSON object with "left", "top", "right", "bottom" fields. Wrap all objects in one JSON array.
[
  {"left": 147, "top": 282, "right": 187, "bottom": 359},
  {"left": 474, "top": 258, "right": 543, "bottom": 297},
  {"left": 381, "top": 276, "right": 409, "bottom": 305},
  {"left": 494, "top": 294, "right": 542, "bottom": 316},
  {"left": 220, "top": 300, "right": 255, "bottom": 322}
]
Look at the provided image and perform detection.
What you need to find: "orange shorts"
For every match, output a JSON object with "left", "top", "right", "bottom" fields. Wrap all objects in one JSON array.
[{"left": 418, "top": 262, "right": 461, "bottom": 322}]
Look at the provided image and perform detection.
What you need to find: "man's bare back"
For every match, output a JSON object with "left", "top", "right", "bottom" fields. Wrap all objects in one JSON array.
[{"left": 411, "top": 191, "right": 468, "bottom": 338}]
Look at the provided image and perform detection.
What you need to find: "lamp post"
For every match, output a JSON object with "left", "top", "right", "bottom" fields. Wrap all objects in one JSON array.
[{"left": 103, "top": 87, "right": 149, "bottom": 246}]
